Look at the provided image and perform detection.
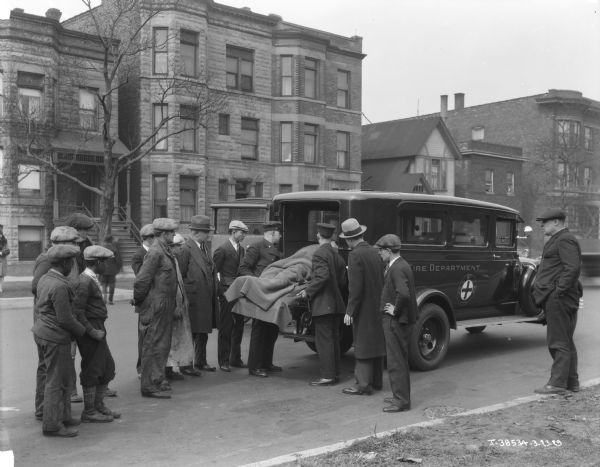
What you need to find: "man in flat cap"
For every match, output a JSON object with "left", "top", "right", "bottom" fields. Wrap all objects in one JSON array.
[
  {"left": 73, "top": 246, "right": 121, "bottom": 423},
  {"left": 532, "top": 208, "right": 583, "bottom": 395},
  {"left": 32, "top": 244, "right": 86, "bottom": 437},
  {"left": 31, "top": 226, "right": 83, "bottom": 418},
  {"left": 133, "top": 218, "right": 181, "bottom": 398},
  {"left": 0, "top": 223, "right": 8, "bottom": 294},
  {"left": 131, "top": 224, "right": 156, "bottom": 378},
  {"left": 177, "top": 215, "right": 219, "bottom": 374},
  {"left": 297, "top": 223, "right": 347, "bottom": 386},
  {"left": 375, "top": 234, "right": 417, "bottom": 412},
  {"left": 214, "top": 220, "right": 249, "bottom": 371},
  {"left": 239, "top": 221, "right": 283, "bottom": 377},
  {"left": 339, "top": 218, "right": 385, "bottom": 396},
  {"left": 65, "top": 213, "right": 95, "bottom": 274}
]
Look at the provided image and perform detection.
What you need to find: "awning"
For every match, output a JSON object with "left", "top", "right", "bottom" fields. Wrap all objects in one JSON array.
[{"left": 52, "top": 130, "right": 129, "bottom": 156}]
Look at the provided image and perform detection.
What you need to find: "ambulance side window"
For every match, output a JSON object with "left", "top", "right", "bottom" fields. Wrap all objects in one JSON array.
[
  {"left": 496, "top": 219, "right": 515, "bottom": 247},
  {"left": 451, "top": 213, "right": 488, "bottom": 246},
  {"left": 400, "top": 211, "right": 445, "bottom": 244}
]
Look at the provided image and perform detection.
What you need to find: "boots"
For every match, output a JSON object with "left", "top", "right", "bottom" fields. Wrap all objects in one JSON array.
[
  {"left": 95, "top": 384, "right": 121, "bottom": 419},
  {"left": 81, "top": 386, "right": 113, "bottom": 423}
]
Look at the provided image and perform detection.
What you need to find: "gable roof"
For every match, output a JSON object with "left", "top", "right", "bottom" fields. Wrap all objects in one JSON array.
[{"left": 362, "top": 115, "right": 461, "bottom": 160}]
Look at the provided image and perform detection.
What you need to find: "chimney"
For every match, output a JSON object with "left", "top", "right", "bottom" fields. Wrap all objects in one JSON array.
[
  {"left": 440, "top": 95, "right": 448, "bottom": 119},
  {"left": 45, "top": 8, "right": 62, "bottom": 21},
  {"left": 454, "top": 92, "right": 465, "bottom": 110}
]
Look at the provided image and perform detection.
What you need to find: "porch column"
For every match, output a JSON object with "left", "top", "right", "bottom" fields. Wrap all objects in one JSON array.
[
  {"left": 53, "top": 171, "right": 59, "bottom": 220},
  {"left": 126, "top": 167, "right": 131, "bottom": 219}
]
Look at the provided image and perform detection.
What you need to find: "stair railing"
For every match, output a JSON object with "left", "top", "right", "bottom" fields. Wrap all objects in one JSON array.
[{"left": 118, "top": 205, "right": 142, "bottom": 245}]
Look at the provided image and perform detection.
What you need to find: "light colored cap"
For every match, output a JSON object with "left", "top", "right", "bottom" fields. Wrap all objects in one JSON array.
[
  {"left": 47, "top": 244, "right": 80, "bottom": 261},
  {"left": 50, "top": 226, "right": 81, "bottom": 243},
  {"left": 139, "top": 224, "right": 155, "bottom": 237},
  {"left": 152, "top": 218, "right": 178, "bottom": 232},
  {"left": 228, "top": 220, "right": 249, "bottom": 232},
  {"left": 375, "top": 234, "right": 402, "bottom": 249},
  {"left": 65, "top": 213, "right": 94, "bottom": 230},
  {"left": 84, "top": 245, "right": 114, "bottom": 260}
]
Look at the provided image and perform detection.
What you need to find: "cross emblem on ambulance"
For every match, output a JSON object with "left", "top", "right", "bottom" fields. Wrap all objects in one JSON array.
[{"left": 459, "top": 277, "right": 476, "bottom": 301}]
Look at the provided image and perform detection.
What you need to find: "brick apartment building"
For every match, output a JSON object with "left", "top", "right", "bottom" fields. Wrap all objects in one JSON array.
[
  {"left": 0, "top": 8, "right": 127, "bottom": 262},
  {"left": 64, "top": 0, "right": 364, "bottom": 231}
]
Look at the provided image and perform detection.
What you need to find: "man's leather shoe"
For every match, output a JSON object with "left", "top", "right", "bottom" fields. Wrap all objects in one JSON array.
[
  {"left": 249, "top": 369, "right": 268, "bottom": 378},
  {"left": 383, "top": 397, "right": 396, "bottom": 404},
  {"left": 181, "top": 367, "right": 202, "bottom": 376},
  {"left": 264, "top": 364, "right": 282, "bottom": 372},
  {"left": 200, "top": 364, "right": 216, "bottom": 372},
  {"left": 534, "top": 385, "right": 566, "bottom": 395},
  {"left": 220, "top": 364, "right": 231, "bottom": 372},
  {"left": 159, "top": 382, "right": 172, "bottom": 392},
  {"left": 342, "top": 387, "right": 371, "bottom": 396},
  {"left": 230, "top": 360, "right": 247, "bottom": 368},
  {"left": 166, "top": 369, "right": 184, "bottom": 380},
  {"left": 383, "top": 404, "right": 410, "bottom": 413},
  {"left": 106, "top": 387, "right": 118, "bottom": 397},
  {"left": 309, "top": 378, "right": 335, "bottom": 386},
  {"left": 43, "top": 427, "right": 78, "bottom": 437},
  {"left": 568, "top": 384, "right": 580, "bottom": 392},
  {"left": 141, "top": 390, "right": 171, "bottom": 399},
  {"left": 70, "top": 393, "right": 83, "bottom": 403}
]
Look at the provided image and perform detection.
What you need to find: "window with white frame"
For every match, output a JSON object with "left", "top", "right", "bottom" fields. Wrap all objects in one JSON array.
[
  {"left": 179, "top": 175, "right": 197, "bottom": 222},
  {"left": 304, "top": 124, "right": 317, "bottom": 163},
  {"left": 79, "top": 88, "right": 98, "bottom": 130},
  {"left": 583, "top": 167, "right": 592, "bottom": 188},
  {"left": 584, "top": 127, "right": 593, "bottom": 151},
  {"left": 241, "top": 118, "right": 258, "bottom": 160},
  {"left": 153, "top": 174, "right": 168, "bottom": 218},
  {"left": 304, "top": 58, "right": 317, "bottom": 98},
  {"left": 506, "top": 171, "right": 514, "bottom": 195},
  {"left": 218, "top": 113, "right": 230, "bottom": 135},
  {"left": 336, "top": 132, "right": 349, "bottom": 169},
  {"left": 425, "top": 158, "right": 447, "bottom": 191},
  {"left": 226, "top": 46, "right": 253, "bottom": 92},
  {"left": 18, "top": 164, "right": 41, "bottom": 191},
  {"left": 280, "top": 122, "right": 292, "bottom": 162},
  {"left": 153, "top": 28, "right": 168, "bottom": 75},
  {"left": 471, "top": 126, "right": 484, "bottom": 141},
  {"left": 484, "top": 169, "right": 494, "bottom": 193},
  {"left": 17, "top": 72, "right": 44, "bottom": 121},
  {"left": 281, "top": 56, "right": 293, "bottom": 96},
  {"left": 336, "top": 70, "right": 349, "bottom": 108},
  {"left": 180, "top": 105, "right": 197, "bottom": 152},
  {"left": 19, "top": 226, "right": 43, "bottom": 261},
  {"left": 153, "top": 104, "right": 168, "bottom": 150},
  {"left": 180, "top": 30, "right": 198, "bottom": 77},
  {"left": 557, "top": 119, "right": 581, "bottom": 148}
]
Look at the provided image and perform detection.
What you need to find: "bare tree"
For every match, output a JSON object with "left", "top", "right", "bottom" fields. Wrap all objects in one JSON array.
[{"left": 12, "top": 0, "right": 224, "bottom": 241}]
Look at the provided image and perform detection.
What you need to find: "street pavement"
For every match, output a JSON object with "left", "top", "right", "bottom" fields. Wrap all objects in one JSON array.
[{"left": 1, "top": 286, "right": 599, "bottom": 466}]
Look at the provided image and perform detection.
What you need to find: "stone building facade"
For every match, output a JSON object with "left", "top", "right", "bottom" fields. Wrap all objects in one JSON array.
[
  {"left": 64, "top": 0, "right": 364, "bottom": 230},
  {"left": 0, "top": 8, "right": 127, "bottom": 262}
]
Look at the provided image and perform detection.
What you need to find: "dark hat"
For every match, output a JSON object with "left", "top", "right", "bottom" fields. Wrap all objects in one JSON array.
[
  {"left": 152, "top": 218, "right": 178, "bottom": 232},
  {"left": 263, "top": 221, "right": 282, "bottom": 232},
  {"left": 47, "top": 244, "right": 80, "bottom": 262},
  {"left": 338, "top": 218, "right": 367, "bottom": 239},
  {"left": 536, "top": 208, "right": 566, "bottom": 222},
  {"left": 375, "top": 234, "right": 402, "bottom": 250},
  {"left": 316, "top": 223, "right": 336, "bottom": 237},
  {"left": 84, "top": 245, "right": 114, "bottom": 260},
  {"left": 65, "top": 213, "right": 94, "bottom": 230},
  {"left": 189, "top": 215, "right": 214, "bottom": 231},
  {"left": 139, "top": 224, "right": 155, "bottom": 238},
  {"left": 50, "top": 226, "right": 81, "bottom": 243}
]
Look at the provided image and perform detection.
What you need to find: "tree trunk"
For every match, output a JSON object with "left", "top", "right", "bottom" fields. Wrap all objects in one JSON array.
[{"left": 99, "top": 175, "right": 116, "bottom": 242}]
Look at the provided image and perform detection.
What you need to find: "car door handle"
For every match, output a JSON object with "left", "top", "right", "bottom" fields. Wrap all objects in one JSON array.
[{"left": 492, "top": 254, "right": 501, "bottom": 259}]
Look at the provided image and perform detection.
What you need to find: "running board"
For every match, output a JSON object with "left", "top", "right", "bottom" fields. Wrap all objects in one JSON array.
[{"left": 457, "top": 315, "right": 542, "bottom": 328}]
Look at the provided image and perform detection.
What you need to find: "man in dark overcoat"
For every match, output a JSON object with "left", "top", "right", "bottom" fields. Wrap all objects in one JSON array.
[
  {"left": 130, "top": 223, "right": 155, "bottom": 377},
  {"left": 177, "top": 215, "right": 219, "bottom": 373},
  {"left": 214, "top": 220, "right": 249, "bottom": 371},
  {"left": 297, "top": 223, "right": 346, "bottom": 386},
  {"left": 239, "top": 221, "right": 283, "bottom": 378},
  {"left": 531, "top": 208, "right": 583, "bottom": 395},
  {"left": 375, "top": 234, "right": 417, "bottom": 412},
  {"left": 32, "top": 244, "right": 86, "bottom": 437},
  {"left": 133, "top": 218, "right": 180, "bottom": 398},
  {"left": 339, "top": 218, "right": 386, "bottom": 395}
]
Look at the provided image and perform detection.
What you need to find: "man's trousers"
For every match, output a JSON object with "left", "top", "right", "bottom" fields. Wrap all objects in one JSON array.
[{"left": 382, "top": 314, "right": 411, "bottom": 408}]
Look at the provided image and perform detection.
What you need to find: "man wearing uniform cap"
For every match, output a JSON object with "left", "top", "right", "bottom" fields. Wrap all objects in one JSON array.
[
  {"left": 73, "top": 246, "right": 121, "bottom": 422},
  {"left": 31, "top": 225, "right": 83, "bottom": 417},
  {"left": 213, "top": 220, "right": 249, "bottom": 371},
  {"left": 339, "top": 218, "right": 386, "bottom": 396},
  {"left": 532, "top": 208, "right": 583, "bottom": 395},
  {"left": 130, "top": 223, "right": 155, "bottom": 378},
  {"left": 32, "top": 244, "right": 86, "bottom": 437},
  {"left": 297, "top": 223, "right": 347, "bottom": 386},
  {"left": 375, "top": 234, "right": 417, "bottom": 412},
  {"left": 177, "top": 214, "right": 219, "bottom": 374},
  {"left": 133, "top": 218, "right": 180, "bottom": 398},
  {"left": 239, "top": 221, "right": 283, "bottom": 377}
]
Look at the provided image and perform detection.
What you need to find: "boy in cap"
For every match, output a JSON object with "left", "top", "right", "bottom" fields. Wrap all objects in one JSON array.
[
  {"left": 532, "top": 208, "right": 583, "bottom": 395},
  {"left": 65, "top": 213, "right": 95, "bottom": 274},
  {"left": 99, "top": 235, "right": 122, "bottom": 305},
  {"left": 339, "top": 218, "right": 386, "bottom": 396},
  {"left": 73, "top": 245, "right": 121, "bottom": 422},
  {"left": 297, "top": 223, "right": 347, "bottom": 386},
  {"left": 239, "top": 221, "right": 283, "bottom": 377},
  {"left": 133, "top": 218, "right": 180, "bottom": 398},
  {"left": 375, "top": 234, "right": 417, "bottom": 412},
  {"left": 32, "top": 244, "right": 86, "bottom": 437},
  {"left": 214, "top": 220, "right": 249, "bottom": 371}
]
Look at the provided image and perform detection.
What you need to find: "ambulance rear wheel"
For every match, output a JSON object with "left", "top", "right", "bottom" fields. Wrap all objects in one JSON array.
[{"left": 409, "top": 303, "right": 450, "bottom": 371}]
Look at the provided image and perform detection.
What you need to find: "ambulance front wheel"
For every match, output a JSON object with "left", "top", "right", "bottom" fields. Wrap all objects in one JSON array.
[{"left": 409, "top": 303, "right": 450, "bottom": 371}]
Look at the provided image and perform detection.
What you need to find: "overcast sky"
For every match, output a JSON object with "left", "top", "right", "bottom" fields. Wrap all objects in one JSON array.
[{"left": 2, "top": 0, "right": 599, "bottom": 123}]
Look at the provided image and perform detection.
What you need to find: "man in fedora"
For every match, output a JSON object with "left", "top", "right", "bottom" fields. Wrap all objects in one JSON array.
[
  {"left": 339, "top": 218, "right": 385, "bottom": 396},
  {"left": 375, "top": 234, "right": 417, "bottom": 412},
  {"left": 214, "top": 220, "right": 249, "bottom": 371},
  {"left": 297, "top": 223, "right": 347, "bottom": 386},
  {"left": 532, "top": 208, "right": 582, "bottom": 395},
  {"left": 177, "top": 215, "right": 219, "bottom": 374},
  {"left": 133, "top": 218, "right": 180, "bottom": 398},
  {"left": 239, "top": 221, "right": 283, "bottom": 378}
]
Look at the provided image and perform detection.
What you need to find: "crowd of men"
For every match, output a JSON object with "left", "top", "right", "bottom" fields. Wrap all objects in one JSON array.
[{"left": 31, "top": 206, "right": 582, "bottom": 437}]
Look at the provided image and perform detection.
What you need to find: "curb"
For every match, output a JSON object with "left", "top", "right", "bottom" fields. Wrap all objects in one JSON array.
[{"left": 241, "top": 377, "right": 600, "bottom": 467}]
